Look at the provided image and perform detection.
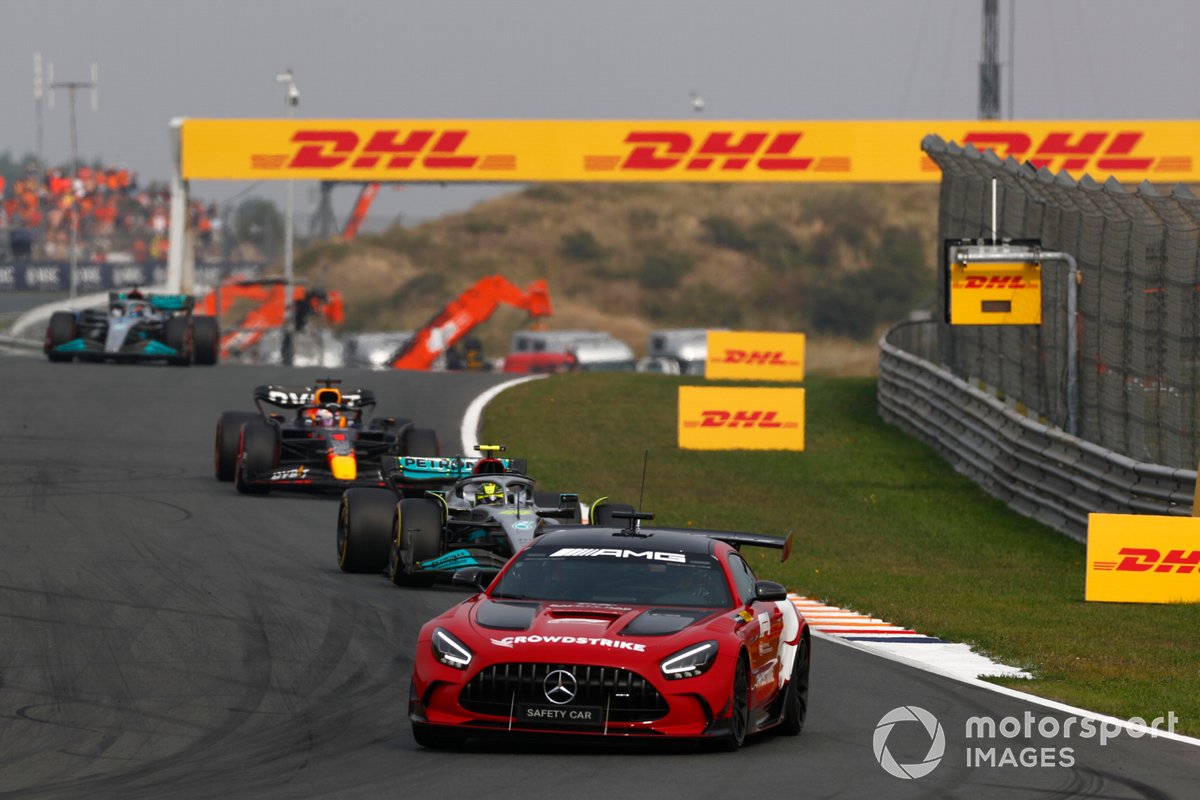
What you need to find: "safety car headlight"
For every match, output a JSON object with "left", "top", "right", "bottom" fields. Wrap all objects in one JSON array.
[
  {"left": 660, "top": 640, "right": 718, "bottom": 680},
  {"left": 432, "top": 627, "right": 474, "bottom": 670}
]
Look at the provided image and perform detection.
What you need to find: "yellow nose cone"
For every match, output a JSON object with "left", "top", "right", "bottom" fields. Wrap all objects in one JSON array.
[{"left": 330, "top": 454, "right": 357, "bottom": 481}]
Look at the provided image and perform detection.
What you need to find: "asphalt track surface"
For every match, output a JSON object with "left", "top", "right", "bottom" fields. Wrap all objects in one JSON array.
[{"left": 1, "top": 355, "right": 1197, "bottom": 799}]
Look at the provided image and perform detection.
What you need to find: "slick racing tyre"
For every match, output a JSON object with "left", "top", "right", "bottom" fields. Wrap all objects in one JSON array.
[
  {"left": 402, "top": 427, "right": 440, "bottom": 458},
  {"left": 389, "top": 498, "right": 442, "bottom": 586},
  {"left": 777, "top": 632, "right": 810, "bottom": 736},
  {"left": 45, "top": 311, "right": 77, "bottom": 362},
  {"left": 164, "top": 316, "right": 193, "bottom": 366},
  {"left": 337, "top": 488, "right": 396, "bottom": 573},
  {"left": 234, "top": 420, "right": 278, "bottom": 495},
  {"left": 192, "top": 316, "right": 220, "bottom": 365},
  {"left": 214, "top": 411, "right": 260, "bottom": 481},
  {"left": 590, "top": 502, "right": 635, "bottom": 526},
  {"left": 370, "top": 415, "right": 410, "bottom": 432}
]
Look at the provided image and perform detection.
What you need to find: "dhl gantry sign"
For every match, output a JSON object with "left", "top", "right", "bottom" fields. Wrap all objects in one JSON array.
[
  {"left": 1086, "top": 513, "right": 1200, "bottom": 603},
  {"left": 678, "top": 386, "right": 805, "bottom": 451},
  {"left": 179, "top": 120, "right": 1200, "bottom": 183}
]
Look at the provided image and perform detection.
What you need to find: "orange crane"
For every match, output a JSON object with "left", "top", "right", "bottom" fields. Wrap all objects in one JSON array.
[
  {"left": 197, "top": 278, "right": 345, "bottom": 361},
  {"left": 389, "top": 275, "right": 552, "bottom": 370},
  {"left": 343, "top": 183, "right": 381, "bottom": 241}
]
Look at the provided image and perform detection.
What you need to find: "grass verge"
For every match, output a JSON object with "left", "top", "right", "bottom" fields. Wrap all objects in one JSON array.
[{"left": 481, "top": 372, "right": 1200, "bottom": 734}]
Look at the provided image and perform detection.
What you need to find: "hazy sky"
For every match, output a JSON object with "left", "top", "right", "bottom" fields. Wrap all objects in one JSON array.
[{"left": 3, "top": 0, "right": 1199, "bottom": 225}]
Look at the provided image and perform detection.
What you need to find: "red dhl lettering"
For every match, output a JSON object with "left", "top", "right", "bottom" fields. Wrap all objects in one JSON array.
[
  {"left": 718, "top": 349, "right": 801, "bottom": 366},
  {"left": 688, "top": 410, "right": 799, "bottom": 429},
  {"left": 615, "top": 131, "right": 817, "bottom": 172},
  {"left": 961, "top": 130, "right": 1155, "bottom": 172},
  {"left": 1093, "top": 547, "right": 1200, "bottom": 574},
  {"left": 265, "top": 129, "right": 498, "bottom": 170},
  {"left": 960, "top": 275, "right": 1039, "bottom": 289}
]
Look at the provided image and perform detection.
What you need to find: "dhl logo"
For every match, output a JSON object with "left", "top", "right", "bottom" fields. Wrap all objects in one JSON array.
[
  {"left": 960, "top": 130, "right": 1183, "bottom": 173},
  {"left": 588, "top": 131, "right": 845, "bottom": 173},
  {"left": 717, "top": 349, "right": 802, "bottom": 366},
  {"left": 954, "top": 276, "right": 1041, "bottom": 289},
  {"left": 1093, "top": 547, "right": 1200, "bottom": 574},
  {"left": 683, "top": 410, "right": 800, "bottom": 429},
  {"left": 252, "top": 129, "right": 517, "bottom": 171}
]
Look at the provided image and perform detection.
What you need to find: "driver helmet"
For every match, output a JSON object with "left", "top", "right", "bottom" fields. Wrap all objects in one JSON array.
[
  {"left": 316, "top": 408, "right": 336, "bottom": 427},
  {"left": 475, "top": 481, "right": 503, "bottom": 505}
]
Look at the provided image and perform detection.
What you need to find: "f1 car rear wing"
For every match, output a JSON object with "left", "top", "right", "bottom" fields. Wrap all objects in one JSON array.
[
  {"left": 253, "top": 384, "right": 376, "bottom": 410},
  {"left": 147, "top": 294, "right": 196, "bottom": 312},
  {"left": 109, "top": 291, "right": 196, "bottom": 312},
  {"left": 381, "top": 454, "right": 527, "bottom": 485}
]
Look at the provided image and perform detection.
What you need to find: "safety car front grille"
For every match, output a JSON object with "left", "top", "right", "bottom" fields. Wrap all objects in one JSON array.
[{"left": 459, "top": 662, "right": 668, "bottom": 722}]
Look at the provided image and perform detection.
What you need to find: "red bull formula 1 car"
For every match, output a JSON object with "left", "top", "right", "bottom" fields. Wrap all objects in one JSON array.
[
  {"left": 213, "top": 378, "right": 440, "bottom": 494},
  {"left": 408, "top": 512, "right": 807, "bottom": 750}
]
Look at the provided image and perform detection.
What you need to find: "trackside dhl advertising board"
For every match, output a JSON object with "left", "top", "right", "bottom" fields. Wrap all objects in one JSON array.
[
  {"left": 179, "top": 120, "right": 1200, "bottom": 184},
  {"left": 1086, "top": 513, "right": 1200, "bottom": 603},
  {"left": 678, "top": 386, "right": 804, "bottom": 451},
  {"left": 948, "top": 261, "right": 1042, "bottom": 325},
  {"left": 705, "top": 331, "right": 805, "bottom": 382}
]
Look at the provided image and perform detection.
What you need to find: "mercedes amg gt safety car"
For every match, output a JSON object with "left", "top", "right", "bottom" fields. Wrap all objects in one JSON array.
[
  {"left": 409, "top": 512, "right": 807, "bottom": 750},
  {"left": 214, "top": 378, "right": 440, "bottom": 494},
  {"left": 44, "top": 289, "right": 219, "bottom": 365},
  {"left": 336, "top": 445, "right": 585, "bottom": 585}
]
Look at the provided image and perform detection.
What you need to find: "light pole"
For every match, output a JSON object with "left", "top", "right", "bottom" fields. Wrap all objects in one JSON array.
[
  {"left": 50, "top": 63, "right": 98, "bottom": 298},
  {"left": 275, "top": 68, "right": 299, "bottom": 365}
]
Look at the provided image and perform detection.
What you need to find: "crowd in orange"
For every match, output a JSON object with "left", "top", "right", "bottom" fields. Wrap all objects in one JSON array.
[{"left": 0, "top": 164, "right": 223, "bottom": 262}]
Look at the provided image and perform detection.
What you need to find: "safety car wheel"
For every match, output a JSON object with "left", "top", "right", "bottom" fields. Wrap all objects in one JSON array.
[
  {"left": 214, "top": 411, "right": 260, "bottom": 481},
  {"left": 164, "top": 316, "right": 193, "bottom": 366},
  {"left": 337, "top": 488, "right": 396, "bottom": 573},
  {"left": 717, "top": 655, "right": 751, "bottom": 751},
  {"left": 591, "top": 502, "right": 635, "bottom": 526},
  {"left": 777, "top": 632, "right": 810, "bottom": 736},
  {"left": 402, "top": 427, "right": 440, "bottom": 458},
  {"left": 45, "top": 311, "right": 77, "bottom": 362},
  {"left": 192, "top": 316, "right": 220, "bottom": 365},
  {"left": 412, "top": 722, "right": 464, "bottom": 749},
  {"left": 389, "top": 498, "right": 441, "bottom": 586},
  {"left": 234, "top": 421, "right": 277, "bottom": 495}
]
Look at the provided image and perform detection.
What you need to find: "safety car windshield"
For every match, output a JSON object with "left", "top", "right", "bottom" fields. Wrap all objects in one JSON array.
[{"left": 491, "top": 549, "right": 732, "bottom": 608}]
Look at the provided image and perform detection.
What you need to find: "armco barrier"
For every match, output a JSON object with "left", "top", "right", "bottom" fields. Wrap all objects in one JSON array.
[{"left": 878, "top": 319, "right": 1198, "bottom": 542}]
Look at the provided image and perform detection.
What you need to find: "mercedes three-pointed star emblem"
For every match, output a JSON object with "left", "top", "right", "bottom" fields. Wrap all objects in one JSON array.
[{"left": 543, "top": 669, "right": 578, "bottom": 705}]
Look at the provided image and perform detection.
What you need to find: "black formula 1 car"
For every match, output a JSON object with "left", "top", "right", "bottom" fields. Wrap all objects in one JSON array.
[
  {"left": 214, "top": 378, "right": 441, "bottom": 494},
  {"left": 44, "top": 290, "right": 219, "bottom": 365},
  {"left": 408, "top": 512, "right": 806, "bottom": 749},
  {"left": 336, "top": 445, "right": 589, "bottom": 585}
]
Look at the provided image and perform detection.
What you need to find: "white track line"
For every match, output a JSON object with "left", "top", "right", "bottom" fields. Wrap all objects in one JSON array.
[
  {"left": 459, "top": 375, "right": 547, "bottom": 456},
  {"left": 817, "top": 632, "right": 1200, "bottom": 748}
]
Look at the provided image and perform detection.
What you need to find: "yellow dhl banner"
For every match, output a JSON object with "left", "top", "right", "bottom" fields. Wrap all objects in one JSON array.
[
  {"left": 1086, "top": 513, "right": 1200, "bottom": 603},
  {"left": 705, "top": 331, "right": 805, "bottom": 382},
  {"left": 948, "top": 261, "right": 1042, "bottom": 325},
  {"left": 678, "top": 386, "right": 804, "bottom": 451},
  {"left": 180, "top": 119, "right": 1200, "bottom": 183}
]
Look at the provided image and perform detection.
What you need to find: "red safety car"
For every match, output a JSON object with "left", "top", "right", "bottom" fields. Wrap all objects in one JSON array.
[{"left": 409, "top": 511, "right": 808, "bottom": 749}]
